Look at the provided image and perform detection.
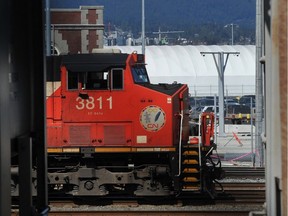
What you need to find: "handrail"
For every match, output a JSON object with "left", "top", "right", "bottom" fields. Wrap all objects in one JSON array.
[{"left": 176, "top": 112, "right": 183, "bottom": 177}]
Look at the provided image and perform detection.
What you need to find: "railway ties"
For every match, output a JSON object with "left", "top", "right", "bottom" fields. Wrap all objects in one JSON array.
[
  {"left": 11, "top": 167, "right": 266, "bottom": 215},
  {"left": 215, "top": 166, "right": 265, "bottom": 204},
  {"left": 222, "top": 167, "right": 265, "bottom": 178}
]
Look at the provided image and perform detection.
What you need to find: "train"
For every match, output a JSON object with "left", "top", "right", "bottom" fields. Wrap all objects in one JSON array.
[{"left": 12, "top": 50, "right": 223, "bottom": 199}]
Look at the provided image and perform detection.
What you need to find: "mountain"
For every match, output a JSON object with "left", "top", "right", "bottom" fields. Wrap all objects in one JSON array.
[{"left": 50, "top": 0, "right": 256, "bottom": 45}]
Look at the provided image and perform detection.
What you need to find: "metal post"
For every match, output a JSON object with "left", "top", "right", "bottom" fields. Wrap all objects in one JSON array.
[
  {"left": 45, "top": 0, "right": 51, "bottom": 56},
  {"left": 214, "top": 94, "right": 217, "bottom": 144},
  {"left": 141, "top": 0, "right": 145, "bottom": 55},
  {"left": 18, "top": 135, "right": 32, "bottom": 216},
  {"left": 250, "top": 98, "right": 255, "bottom": 167},
  {"left": 218, "top": 52, "right": 225, "bottom": 136},
  {"left": 255, "top": 0, "right": 264, "bottom": 167},
  {"left": 231, "top": 24, "right": 234, "bottom": 45},
  {"left": 33, "top": 0, "right": 49, "bottom": 213},
  {"left": 225, "top": 23, "right": 239, "bottom": 45},
  {"left": 200, "top": 51, "right": 240, "bottom": 137}
]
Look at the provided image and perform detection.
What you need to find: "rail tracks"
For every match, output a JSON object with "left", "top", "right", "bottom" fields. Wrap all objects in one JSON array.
[
  {"left": 216, "top": 182, "right": 265, "bottom": 203},
  {"left": 222, "top": 166, "right": 265, "bottom": 178},
  {"left": 215, "top": 166, "right": 265, "bottom": 204},
  {"left": 11, "top": 167, "right": 266, "bottom": 216},
  {"left": 12, "top": 200, "right": 265, "bottom": 216},
  {"left": 25, "top": 209, "right": 264, "bottom": 216}
]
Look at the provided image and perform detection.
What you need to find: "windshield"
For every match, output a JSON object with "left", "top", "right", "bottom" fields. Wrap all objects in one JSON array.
[{"left": 131, "top": 67, "right": 149, "bottom": 83}]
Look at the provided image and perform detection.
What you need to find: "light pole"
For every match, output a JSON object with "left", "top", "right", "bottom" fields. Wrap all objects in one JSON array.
[
  {"left": 141, "top": 0, "right": 145, "bottom": 55},
  {"left": 45, "top": 0, "right": 51, "bottom": 56},
  {"left": 200, "top": 51, "right": 240, "bottom": 136},
  {"left": 224, "top": 23, "right": 239, "bottom": 45}
]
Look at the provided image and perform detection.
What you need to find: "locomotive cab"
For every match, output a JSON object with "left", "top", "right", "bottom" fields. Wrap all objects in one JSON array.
[
  {"left": 47, "top": 52, "right": 190, "bottom": 149},
  {"left": 44, "top": 52, "right": 220, "bottom": 198}
]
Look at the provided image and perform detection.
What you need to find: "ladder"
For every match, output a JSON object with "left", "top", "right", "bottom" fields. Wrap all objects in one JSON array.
[{"left": 180, "top": 144, "right": 201, "bottom": 191}]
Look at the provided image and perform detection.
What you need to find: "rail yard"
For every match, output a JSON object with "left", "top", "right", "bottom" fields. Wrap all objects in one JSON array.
[{"left": 1, "top": 0, "right": 287, "bottom": 215}]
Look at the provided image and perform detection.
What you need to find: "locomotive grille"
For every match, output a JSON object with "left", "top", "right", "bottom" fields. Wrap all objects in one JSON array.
[
  {"left": 69, "top": 125, "right": 91, "bottom": 145},
  {"left": 104, "top": 125, "right": 126, "bottom": 145}
]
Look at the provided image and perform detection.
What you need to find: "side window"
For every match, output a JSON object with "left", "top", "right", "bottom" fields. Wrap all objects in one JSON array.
[
  {"left": 85, "top": 71, "right": 108, "bottom": 90},
  {"left": 67, "top": 69, "right": 124, "bottom": 91},
  {"left": 131, "top": 67, "right": 149, "bottom": 83},
  {"left": 67, "top": 71, "right": 79, "bottom": 90},
  {"left": 111, "top": 69, "right": 123, "bottom": 90}
]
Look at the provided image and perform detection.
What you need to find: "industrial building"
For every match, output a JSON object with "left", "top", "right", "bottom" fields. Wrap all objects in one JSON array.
[{"left": 111, "top": 45, "right": 255, "bottom": 96}]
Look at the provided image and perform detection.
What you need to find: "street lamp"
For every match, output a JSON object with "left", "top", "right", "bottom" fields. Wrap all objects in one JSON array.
[
  {"left": 141, "top": 0, "right": 145, "bottom": 55},
  {"left": 224, "top": 23, "right": 239, "bottom": 45},
  {"left": 200, "top": 51, "right": 240, "bottom": 136}
]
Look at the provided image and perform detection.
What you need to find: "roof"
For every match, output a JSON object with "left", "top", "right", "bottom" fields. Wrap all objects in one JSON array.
[
  {"left": 110, "top": 45, "right": 255, "bottom": 96},
  {"left": 62, "top": 53, "right": 128, "bottom": 72}
]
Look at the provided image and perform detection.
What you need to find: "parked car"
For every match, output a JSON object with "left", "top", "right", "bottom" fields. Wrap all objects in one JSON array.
[
  {"left": 226, "top": 104, "right": 252, "bottom": 124},
  {"left": 202, "top": 105, "right": 219, "bottom": 113},
  {"left": 202, "top": 106, "right": 219, "bottom": 119},
  {"left": 189, "top": 106, "right": 203, "bottom": 120},
  {"left": 224, "top": 98, "right": 239, "bottom": 106},
  {"left": 239, "top": 95, "right": 255, "bottom": 107},
  {"left": 188, "top": 97, "right": 218, "bottom": 120},
  {"left": 197, "top": 98, "right": 217, "bottom": 109}
]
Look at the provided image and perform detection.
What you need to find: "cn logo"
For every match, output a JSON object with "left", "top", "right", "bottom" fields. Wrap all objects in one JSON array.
[
  {"left": 147, "top": 123, "right": 159, "bottom": 129},
  {"left": 140, "top": 106, "right": 166, "bottom": 132}
]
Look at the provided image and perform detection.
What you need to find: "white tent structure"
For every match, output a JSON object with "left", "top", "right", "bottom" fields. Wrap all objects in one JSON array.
[{"left": 110, "top": 45, "right": 256, "bottom": 97}]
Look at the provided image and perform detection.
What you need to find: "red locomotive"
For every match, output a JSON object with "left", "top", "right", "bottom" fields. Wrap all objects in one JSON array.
[{"left": 44, "top": 51, "right": 222, "bottom": 197}]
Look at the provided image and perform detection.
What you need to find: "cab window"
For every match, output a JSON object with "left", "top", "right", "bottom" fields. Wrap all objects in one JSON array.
[
  {"left": 111, "top": 69, "right": 123, "bottom": 90},
  {"left": 85, "top": 71, "right": 108, "bottom": 90},
  {"left": 67, "top": 69, "right": 124, "bottom": 90},
  {"left": 131, "top": 67, "right": 149, "bottom": 83},
  {"left": 67, "top": 71, "right": 79, "bottom": 90}
]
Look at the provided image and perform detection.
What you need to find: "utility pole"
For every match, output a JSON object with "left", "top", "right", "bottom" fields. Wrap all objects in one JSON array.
[
  {"left": 141, "top": 0, "right": 145, "bottom": 55},
  {"left": 224, "top": 23, "right": 239, "bottom": 45},
  {"left": 200, "top": 51, "right": 240, "bottom": 136},
  {"left": 45, "top": 0, "right": 51, "bottom": 56}
]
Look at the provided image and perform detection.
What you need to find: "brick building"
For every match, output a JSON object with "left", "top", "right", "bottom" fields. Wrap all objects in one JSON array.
[{"left": 51, "top": 6, "right": 104, "bottom": 54}]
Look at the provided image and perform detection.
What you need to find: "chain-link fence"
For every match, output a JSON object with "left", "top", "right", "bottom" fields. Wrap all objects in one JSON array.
[{"left": 188, "top": 84, "right": 255, "bottom": 97}]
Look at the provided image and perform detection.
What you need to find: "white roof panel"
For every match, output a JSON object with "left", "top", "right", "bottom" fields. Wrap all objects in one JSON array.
[{"left": 109, "top": 45, "right": 255, "bottom": 96}]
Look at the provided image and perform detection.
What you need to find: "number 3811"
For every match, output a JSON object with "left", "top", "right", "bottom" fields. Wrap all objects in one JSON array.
[{"left": 75, "top": 96, "right": 112, "bottom": 110}]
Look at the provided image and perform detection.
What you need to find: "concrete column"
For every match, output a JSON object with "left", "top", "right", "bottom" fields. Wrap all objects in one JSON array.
[
  {"left": 0, "top": 1, "right": 11, "bottom": 215},
  {"left": 255, "top": 0, "right": 264, "bottom": 167}
]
